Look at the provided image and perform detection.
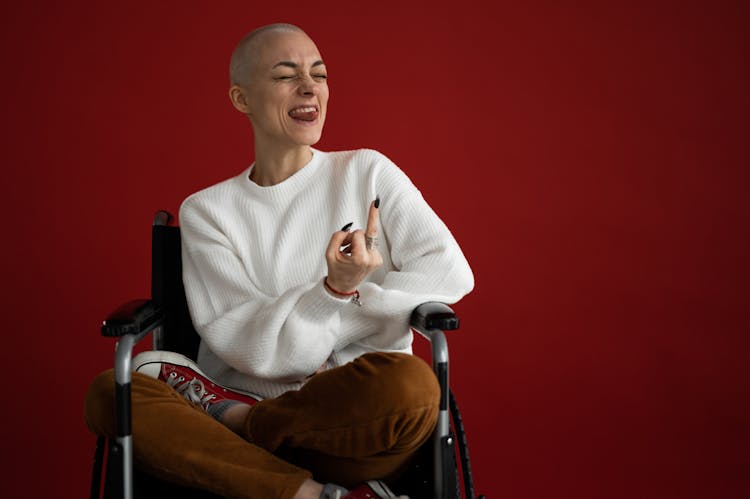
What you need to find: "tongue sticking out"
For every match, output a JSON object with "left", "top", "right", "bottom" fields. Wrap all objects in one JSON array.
[
  {"left": 293, "top": 111, "right": 316, "bottom": 121},
  {"left": 289, "top": 108, "right": 318, "bottom": 122}
]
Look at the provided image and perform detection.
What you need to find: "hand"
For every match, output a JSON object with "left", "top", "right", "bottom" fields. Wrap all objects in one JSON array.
[{"left": 325, "top": 199, "right": 383, "bottom": 294}]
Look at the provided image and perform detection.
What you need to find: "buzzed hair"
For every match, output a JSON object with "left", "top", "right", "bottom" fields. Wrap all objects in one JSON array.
[{"left": 229, "top": 23, "right": 305, "bottom": 86}]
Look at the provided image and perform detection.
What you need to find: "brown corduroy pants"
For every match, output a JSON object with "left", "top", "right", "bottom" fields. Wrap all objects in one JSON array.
[{"left": 85, "top": 352, "right": 440, "bottom": 499}]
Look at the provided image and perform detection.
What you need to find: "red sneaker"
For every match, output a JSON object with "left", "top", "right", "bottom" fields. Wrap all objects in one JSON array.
[
  {"left": 133, "top": 350, "right": 262, "bottom": 410},
  {"left": 343, "top": 481, "right": 409, "bottom": 499}
]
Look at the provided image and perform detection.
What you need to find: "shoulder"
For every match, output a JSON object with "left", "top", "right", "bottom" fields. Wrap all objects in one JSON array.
[
  {"left": 321, "top": 149, "right": 421, "bottom": 208},
  {"left": 179, "top": 169, "right": 249, "bottom": 225},
  {"left": 321, "top": 148, "right": 402, "bottom": 176}
]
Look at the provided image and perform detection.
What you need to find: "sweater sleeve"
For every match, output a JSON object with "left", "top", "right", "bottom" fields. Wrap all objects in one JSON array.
[
  {"left": 334, "top": 151, "right": 475, "bottom": 351},
  {"left": 179, "top": 199, "right": 350, "bottom": 383}
]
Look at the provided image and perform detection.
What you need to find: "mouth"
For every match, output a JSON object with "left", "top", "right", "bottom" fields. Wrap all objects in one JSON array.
[{"left": 288, "top": 105, "right": 319, "bottom": 122}]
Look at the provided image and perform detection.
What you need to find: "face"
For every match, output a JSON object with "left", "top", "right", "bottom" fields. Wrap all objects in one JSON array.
[{"left": 233, "top": 30, "right": 329, "bottom": 149}]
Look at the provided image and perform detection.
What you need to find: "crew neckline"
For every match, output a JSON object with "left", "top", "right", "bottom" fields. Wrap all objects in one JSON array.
[{"left": 238, "top": 148, "right": 325, "bottom": 201}]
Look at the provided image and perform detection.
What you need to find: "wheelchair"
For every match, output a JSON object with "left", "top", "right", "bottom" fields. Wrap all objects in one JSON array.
[{"left": 90, "top": 210, "right": 483, "bottom": 499}]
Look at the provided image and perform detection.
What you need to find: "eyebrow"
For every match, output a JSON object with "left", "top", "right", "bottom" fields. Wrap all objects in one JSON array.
[{"left": 271, "top": 60, "right": 326, "bottom": 70}]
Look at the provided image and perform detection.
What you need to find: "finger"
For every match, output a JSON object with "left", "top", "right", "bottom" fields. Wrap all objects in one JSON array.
[
  {"left": 352, "top": 230, "right": 380, "bottom": 267},
  {"left": 341, "top": 231, "right": 353, "bottom": 246},
  {"left": 368, "top": 250, "right": 383, "bottom": 272},
  {"left": 348, "top": 230, "right": 367, "bottom": 259},
  {"left": 338, "top": 231, "right": 354, "bottom": 254},
  {"left": 365, "top": 197, "right": 380, "bottom": 237},
  {"left": 327, "top": 229, "right": 351, "bottom": 258}
]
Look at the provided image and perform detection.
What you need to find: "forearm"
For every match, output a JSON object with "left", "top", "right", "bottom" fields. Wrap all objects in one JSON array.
[{"left": 185, "top": 249, "right": 349, "bottom": 381}]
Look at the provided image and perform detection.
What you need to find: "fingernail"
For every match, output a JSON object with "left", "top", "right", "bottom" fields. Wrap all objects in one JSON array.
[
  {"left": 341, "top": 222, "right": 353, "bottom": 232},
  {"left": 374, "top": 196, "right": 380, "bottom": 209}
]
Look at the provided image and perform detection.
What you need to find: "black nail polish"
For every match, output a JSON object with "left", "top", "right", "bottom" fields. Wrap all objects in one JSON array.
[
  {"left": 341, "top": 222, "right": 353, "bottom": 232},
  {"left": 374, "top": 196, "right": 380, "bottom": 209}
]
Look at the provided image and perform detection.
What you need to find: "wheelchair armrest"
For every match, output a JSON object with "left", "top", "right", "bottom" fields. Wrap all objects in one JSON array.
[
  {"left": 102, "top": 299, "right": 165, "bottom": 494},
  {"left": 410, "top": 302, "right": 459, "bottom": 365},
  {"left": 409, "top": 302, "right": 461, "bottom": 497},
  {"left": 102, "top": 299, "right": 164, "bottom": 337},
  {"left": 410, "top": 302, "right": 459, "bottom": 332}
]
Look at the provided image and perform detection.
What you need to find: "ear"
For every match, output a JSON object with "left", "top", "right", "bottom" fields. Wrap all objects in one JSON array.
[{"left": 229, "top": 84, "right": 252, "bottom": 115}]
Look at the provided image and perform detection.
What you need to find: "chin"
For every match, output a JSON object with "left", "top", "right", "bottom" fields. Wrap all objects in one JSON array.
[{"left": 296, "top": 131, "right": 323, "bottom": 146}]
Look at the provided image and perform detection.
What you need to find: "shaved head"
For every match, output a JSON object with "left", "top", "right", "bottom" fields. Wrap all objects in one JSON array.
[{"left": 229, "top": 23, "right": 306, "bottom": 86}]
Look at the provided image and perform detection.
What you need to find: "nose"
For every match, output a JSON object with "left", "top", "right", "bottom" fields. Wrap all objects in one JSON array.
[{"left": 297, "top": 75, "right": 319, "bottom": 96}]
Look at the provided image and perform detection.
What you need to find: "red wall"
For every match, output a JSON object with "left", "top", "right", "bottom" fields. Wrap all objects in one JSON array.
[{"left": 1, "top": 1, "right": 748, "bottom": 497}]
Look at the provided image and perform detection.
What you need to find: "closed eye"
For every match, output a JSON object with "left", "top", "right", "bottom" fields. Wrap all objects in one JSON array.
[{"left": 273, "top": 73, "right": 327, "bottom": 81}]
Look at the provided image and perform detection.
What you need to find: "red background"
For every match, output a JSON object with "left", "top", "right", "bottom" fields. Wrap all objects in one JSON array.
[{"left": 1, "top": 1, "right": 748, "bottom": 498}]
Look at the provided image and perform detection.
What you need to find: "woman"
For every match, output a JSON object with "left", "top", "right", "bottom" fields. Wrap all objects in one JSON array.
[{"left": 85, "top": 23, "right": 473, "bottom": 499}]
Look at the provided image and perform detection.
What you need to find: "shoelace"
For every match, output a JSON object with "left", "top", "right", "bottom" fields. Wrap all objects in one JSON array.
[{"left": 166, "top": 371, "right": 217, "bottom": 409}]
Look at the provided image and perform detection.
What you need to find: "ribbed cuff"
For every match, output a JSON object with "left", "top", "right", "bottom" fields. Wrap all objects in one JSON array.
[{"left": 292, "top": 278, "right": 351, "bottom": 323}]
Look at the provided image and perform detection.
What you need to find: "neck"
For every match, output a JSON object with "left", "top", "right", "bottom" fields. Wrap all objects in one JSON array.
[{"left": 251, "top": 143, "right": 313, "bottom": 187}]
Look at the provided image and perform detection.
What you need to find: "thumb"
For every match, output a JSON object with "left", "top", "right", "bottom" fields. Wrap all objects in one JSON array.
[{"left": 327, "top": 224, "right": 353, "bottom": 257}]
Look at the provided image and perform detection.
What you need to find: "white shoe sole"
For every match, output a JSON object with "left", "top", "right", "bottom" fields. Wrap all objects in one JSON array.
[
  {"left": 366, "top": 480, "right": 409, "bottom": 498},
  {"left": 132, "top": 350, "right": 263, "bottom": 400}
]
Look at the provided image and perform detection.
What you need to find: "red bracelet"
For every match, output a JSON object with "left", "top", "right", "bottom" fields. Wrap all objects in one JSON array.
[
  {"left": 324, "top": 277, "right": 362, "bottom": 306},
  {"left": 324, "top": 277, "right": 358, "bottom": 296}
]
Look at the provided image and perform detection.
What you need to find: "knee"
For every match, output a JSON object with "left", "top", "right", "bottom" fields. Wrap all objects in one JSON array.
[
  {"left": 84, "top": 369, "right": 116, "bottom": 437},
  {"left": 362, "top": 353, "right": 440, "bottom": 451},
  {"left": 359, "top": 353, "right": 440, "bottom": 411}
]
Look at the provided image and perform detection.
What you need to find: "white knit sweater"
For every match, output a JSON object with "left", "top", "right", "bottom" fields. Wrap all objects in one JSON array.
[{"left": 179, "top": 148, "right": 474, "bottom": 398}]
